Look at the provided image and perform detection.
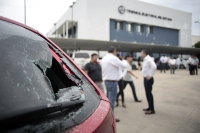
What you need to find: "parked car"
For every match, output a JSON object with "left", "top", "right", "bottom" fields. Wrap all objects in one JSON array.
[
  {"left": 180, "top": 58, "right": 188, "bottom": 69},
  {"left": 0, "top": 16, "right": 116, "bottom": 133},
  {"left": 70, "top": 52, "right": 90, "bottom": 69}
]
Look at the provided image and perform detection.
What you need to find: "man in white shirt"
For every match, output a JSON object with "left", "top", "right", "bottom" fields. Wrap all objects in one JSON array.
[
  {"left": 176, "top": 57, "right": 181, "bottom": 70},
  {"left": 141, "top": 49, "right": 157, "bottom": 115},
  {"left": 123, "top": 54, "right": 141, "bottom": 104},
  {"left": 168, "top": 57, "right": 176, "bottom": 74},
  {"left": 101, "top": 46, "right": 127, "bottom": 122},
  {"left": 160, "top": 55, "right": 167, "bottom": 73},
  {"left": 188, "top": 55, "right": 195, "bottom": 75}
]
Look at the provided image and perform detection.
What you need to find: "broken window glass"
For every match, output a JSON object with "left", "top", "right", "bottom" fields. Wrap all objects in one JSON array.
[{"left": 0, "top": 20, "right": 100, "bottom": 132}]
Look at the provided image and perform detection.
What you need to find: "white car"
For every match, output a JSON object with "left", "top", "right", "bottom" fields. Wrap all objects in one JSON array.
[
  {"left": 132, "top": 58, "right": 142, "bottom": 70},
  {"left": 180, "top": 58, "right": 188, "bottom": 69},
  {"left": 70, "top": 52, "right": 90, "bottom": 69}
]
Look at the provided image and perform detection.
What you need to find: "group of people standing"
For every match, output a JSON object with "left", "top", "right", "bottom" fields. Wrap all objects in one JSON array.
[
  {"left": 160, "top": 55, "right": 182, "bottom": 74},
  {"left": 159, "top": 55, "right": 199, "bottom": 75},
  {"left": 187, "top": 55, "right": 199, "bottom": 75},
  {"left": 84, "top": 46, "right": 157, "bottom": 123}
]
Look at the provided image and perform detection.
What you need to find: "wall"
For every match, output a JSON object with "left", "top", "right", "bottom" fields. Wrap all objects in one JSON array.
[
  {"left": 110, "top": 19, "right": 179, "bottom": 46},
  {"left": 85, "top": 0, "right": 191, "bottom": 47}
]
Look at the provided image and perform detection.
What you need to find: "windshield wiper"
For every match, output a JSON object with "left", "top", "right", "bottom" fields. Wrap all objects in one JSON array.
[{"left": 0, "top": 100, "right": 85, "bottom": 126}]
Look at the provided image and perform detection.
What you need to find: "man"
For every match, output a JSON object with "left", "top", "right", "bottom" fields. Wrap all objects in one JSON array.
[
  {"left": 141, "top": 49, "right": 157, "bottom": 115},
  {"left": 116, "top": 54, "right": 127, "bottom": 108},
  {"left": 122, "top": 54, "right": 141, "bottom": 105},
  {"left": 193, "top": 56, "right": 199, "bottom": 75},
  {"left": 168, "top": 57, "right": 176, "bottom": 74},
  {"left": 176, "top": 57, "right": 181, "bottom": 70},
  {"left": 166, "top": 56, "right": 170, "bottom": 70},
  {"left": 84, "top": 53, "right": 104, "bottom": 93},
  {"left": 188, "top": 55, "right": 195, "bottom": 75},
  {"left": 101, "top": 46, "right": 127, "bottom": 122},
  {"left": 160, "top": 55, "right": 167, "bottom": 73}
]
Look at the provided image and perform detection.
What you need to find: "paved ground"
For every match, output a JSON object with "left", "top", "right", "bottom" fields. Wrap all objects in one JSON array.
[{"left": 114, "top": 69, "right": 200, "bottom": 133}]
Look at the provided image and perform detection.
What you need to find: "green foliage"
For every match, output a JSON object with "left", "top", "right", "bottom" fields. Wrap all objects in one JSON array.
[{"left": 194, "top": 41, "right": 200, "bottom": 48}]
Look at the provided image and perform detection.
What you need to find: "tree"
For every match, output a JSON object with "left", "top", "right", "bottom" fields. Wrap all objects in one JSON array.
[{"left": 194, "top": 41, "right": 200, "bottom": 48}]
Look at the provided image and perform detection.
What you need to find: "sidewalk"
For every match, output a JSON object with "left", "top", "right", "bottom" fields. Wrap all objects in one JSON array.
[{"left": 115, "top": 70, "right": 200, "bottom": 133}]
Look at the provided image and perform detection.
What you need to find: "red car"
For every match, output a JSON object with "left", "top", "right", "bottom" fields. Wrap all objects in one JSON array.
[{"left": 0, "top": 16, "right": 116, "bottom": 133}]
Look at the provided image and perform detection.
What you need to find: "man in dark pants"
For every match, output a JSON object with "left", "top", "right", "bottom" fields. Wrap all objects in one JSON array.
[
  {"left": 116, "top": 54, "right": 141, "bottom": 108},
  {"left": 141, "top": 49, "right": 157, "bottom": 115},
  {"left": 194, "top": 56, "right": 199, "bottom": 75},
  {"left": 116, "top": 79, "right": 125, "bottom": 107},
  {"left": 116, "top": 54, "right": 127, "bottom": 108},
  {"left": 160, "top": 55, "right": 167, "bottom": 73},
  {"left": 188, "top": 55, "right": 195, "bottom": 75}
]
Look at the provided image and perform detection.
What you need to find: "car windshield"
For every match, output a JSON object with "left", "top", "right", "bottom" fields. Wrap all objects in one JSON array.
[
  {"left": 0, "top": 20, "right": 100, "bottom": 132},
  {"left": 75, "top": 53, "right": 90, "bottom": 58}
]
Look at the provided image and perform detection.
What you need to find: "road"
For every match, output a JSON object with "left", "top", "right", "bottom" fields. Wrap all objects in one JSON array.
[{"left": 114, "top": 69, "right": 200, "bottom": 133}]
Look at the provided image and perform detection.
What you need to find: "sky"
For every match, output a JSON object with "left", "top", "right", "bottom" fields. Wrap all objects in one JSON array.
[{"left": 0, "top": 0, "right": 200, "bottom": 36}]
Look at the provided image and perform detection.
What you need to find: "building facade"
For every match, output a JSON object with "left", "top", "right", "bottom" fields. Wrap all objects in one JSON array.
[{"left": 47, "top": 0, "right": 192, "bottom": 48}]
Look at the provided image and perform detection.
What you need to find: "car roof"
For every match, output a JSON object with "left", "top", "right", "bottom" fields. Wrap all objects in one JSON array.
[{"left": 0, "top": 16, "right": 39, "bottom": 34}]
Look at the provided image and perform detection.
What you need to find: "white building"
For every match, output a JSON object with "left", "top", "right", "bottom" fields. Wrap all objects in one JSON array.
[{"left": 47, "top": 0, "right": 194, "bottom": 57}]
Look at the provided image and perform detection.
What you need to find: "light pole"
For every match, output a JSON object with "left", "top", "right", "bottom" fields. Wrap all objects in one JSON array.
[
  {"left": 69, "top": 2, "right": 76, "bottom": 38},
  {"left": 195, "top": 21, "right": 200, "bottom": 41},
  {"left": 54, "top": 23, "right": 57, "bottom": 37},
  {"left": 24, "top": 0, "right": 26, "bottom": 25}
]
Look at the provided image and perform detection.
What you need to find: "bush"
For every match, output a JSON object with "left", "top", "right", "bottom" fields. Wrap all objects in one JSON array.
[{"left": 194, "top": 41, "right": 200, "bottom": 48}]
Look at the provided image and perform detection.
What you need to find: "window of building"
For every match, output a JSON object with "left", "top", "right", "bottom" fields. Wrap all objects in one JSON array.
[
  {"left": 146, "top": 26, "right": 150, "bottom": 34},
  {"left": 137, "top": 24, "right": 141, "bottom": 33},
  {"left": 150, "top": 26, "right": 153, "bottom": 34},
  {"left": 131, "top": 24, "right": 134, "bottom": 31},
  {"left": 126, "top": 23, "right": 131, "bottom": 32},
  {"left": 115, "top": 21, "right": 123, "bottom": 30},
  {"left": 141, "top": 25, "right": 144, "bottom": 33},
  {"left": 146, "top": 26, "right": 153, "bottom": 34},
  {"left": 115, "top": 21, "right": 120, "bottom": 30}
]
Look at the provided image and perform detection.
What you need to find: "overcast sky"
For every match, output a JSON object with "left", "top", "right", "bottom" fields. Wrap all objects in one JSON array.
[{"left": 0, "top": 0, "right": 200, "bottom": 36}]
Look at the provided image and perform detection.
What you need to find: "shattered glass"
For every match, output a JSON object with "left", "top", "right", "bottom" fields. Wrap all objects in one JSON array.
[
  {"left": 0, "top": 21, "right": 55, "bottom": 114},
  {"left": 0, "top": 20, "right": 100, "bottom": 133}
]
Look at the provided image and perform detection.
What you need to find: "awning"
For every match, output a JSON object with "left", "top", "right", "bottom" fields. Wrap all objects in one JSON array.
[{"left": 49, "top": 38, "right": 200, "bottom": 55}]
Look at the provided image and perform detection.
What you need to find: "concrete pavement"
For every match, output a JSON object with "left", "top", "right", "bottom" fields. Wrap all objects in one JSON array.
[{"left": 114, "top": 69, "right": 200, "bottom": 133}]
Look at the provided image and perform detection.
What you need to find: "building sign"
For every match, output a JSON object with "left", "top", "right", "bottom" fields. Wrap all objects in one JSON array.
[
  {"left": 118, "top": 6, "right": 172, "bottom": 21},
  {"left": 118, "top": 6, "right": 126, "bottom": 14}
]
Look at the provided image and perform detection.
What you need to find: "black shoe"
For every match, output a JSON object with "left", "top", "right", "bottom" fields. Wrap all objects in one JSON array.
[
  {"left": 135, "top": 100, "right": 142, "bottom": 102},
  {"left": 115, "top": 103, "right": 119, "bottom": 107},
  {"left": 115, "top": 118, "right": 120, "bottom": 122},
  {"left": 143, "top": 108, "right": 150, "bottom": 111},
  {"left": 145, "top": 110, "right": 155, "bottom": 115}
]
